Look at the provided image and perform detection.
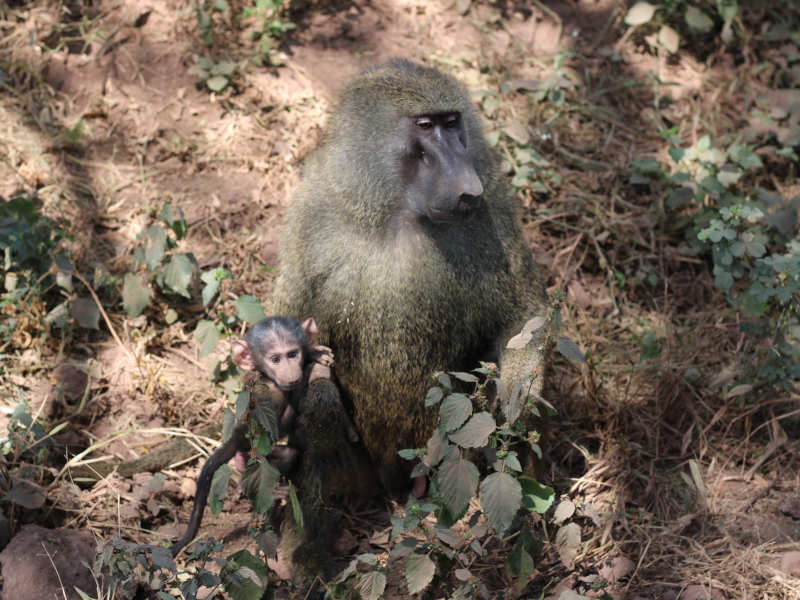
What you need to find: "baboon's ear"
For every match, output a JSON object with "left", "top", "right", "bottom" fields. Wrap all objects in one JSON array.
[
  {"left": 301, "top": 317, "right": 319, "bottom": 345},
  {"left": 232, "top": 339, "right": 256, "bottom": 371}
]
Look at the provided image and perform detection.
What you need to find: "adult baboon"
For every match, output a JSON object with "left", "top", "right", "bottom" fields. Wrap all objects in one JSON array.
[{"left": 271, "top": 59, "right": 549, "bottom": 500}]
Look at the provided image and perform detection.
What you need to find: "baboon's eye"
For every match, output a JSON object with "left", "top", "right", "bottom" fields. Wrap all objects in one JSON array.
[
  {"left": 270, "top": 355, "right": 281, "bottom": 364},
  {"left": 287, "top": 350, "right": 299, "bottom": 359},
  {"left": 444, "top": 114, "right": 459, "bottom": 128},
  {"left": 416, "top": 117, "right": 433, "bottom": 130}
]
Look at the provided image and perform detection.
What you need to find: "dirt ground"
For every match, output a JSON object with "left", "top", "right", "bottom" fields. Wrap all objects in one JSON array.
[{"left": 1, "top": 0, "right": 799, "bottom": 598}]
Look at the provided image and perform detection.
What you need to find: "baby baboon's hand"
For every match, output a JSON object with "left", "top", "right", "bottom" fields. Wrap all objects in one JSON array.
[{"left": 312, "top": 345, "right": 334, "bottom": 367}]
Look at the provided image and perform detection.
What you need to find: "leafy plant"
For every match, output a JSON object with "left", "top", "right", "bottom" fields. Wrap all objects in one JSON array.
[
  {"left": 125, "top": 204, "right": 201, "bottom": 315},
  {"left": 188, "top": 56, "right": 238, "bottom": 92},
  {"left": 0, "top": 195, "right": 103, "bottom": 337},
  {"left": 623, "top": 0, "right": 740, "bottom": 55},
  {"left": 332, "top": 300, "right": 586, "bottom": 597},
  {"left": 633, "top": 133, "right": 800, "bottom": 393},
  {"left": 194, "top": 0, "right": 229, "bottom": 47},
  {"left": 241, "top": 0, "right": 296, "bottom": 65}
]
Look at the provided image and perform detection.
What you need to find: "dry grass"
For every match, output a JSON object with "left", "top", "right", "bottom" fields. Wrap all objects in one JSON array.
[{"left": 0, "top": 0, "right": 798, "bottom": 598}]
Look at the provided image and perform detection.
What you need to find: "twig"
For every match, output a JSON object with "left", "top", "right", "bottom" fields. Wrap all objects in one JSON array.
[{"left": 57, "top": 264, "right": 137, "bottom": 364}]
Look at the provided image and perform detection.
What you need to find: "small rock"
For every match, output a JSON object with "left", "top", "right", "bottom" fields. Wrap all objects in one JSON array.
[
  {"left": 0, "top": 525, "right": 96, "bottom": 600},
  {"left": 681, "top": 584, "right": 723, "bottom": 600},
  {"left": 779, "top": 551, "right": 800, "bottom": 576}
]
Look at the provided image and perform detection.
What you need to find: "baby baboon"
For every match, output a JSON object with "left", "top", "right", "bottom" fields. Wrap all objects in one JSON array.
[
  {"left": 232, "top": 316, "right": 357, "bottom": 472},
  {"left": 272, "top": 60, "right": 549, "bottom": 504},
  {"left": 170, "top": 316, "right": 356, "bottom": 556}
]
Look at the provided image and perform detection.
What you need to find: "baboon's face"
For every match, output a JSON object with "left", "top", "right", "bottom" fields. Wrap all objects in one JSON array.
[
  {"left": 260, "top": 339, "right": 305, "bottom": 391},
  {"left": 401, "top": 112, "right": 483, "bottom": 223}
]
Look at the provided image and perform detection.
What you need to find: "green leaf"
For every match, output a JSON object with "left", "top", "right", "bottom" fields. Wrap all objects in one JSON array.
[
  {"left": 424, "top": 386, "right": 444, "bottom": 406},
  {"left": 449, "top": 412, "right": 496, "bottom": 448},
  {"left": 668, "top": 146, "right": 685, "bottom": 163},
  {"left": 557, "top": 336, "right": 585, "bottom": 363},
  {"left": 624, "top": 1, "right": 656, "bottom": 25},
  {"left": 71, "top": 296, "right": 100, "bottom": 329},
  {"left": 201, "top": 268, "right": 230, "bottom": 307},
  {"left": 713, "top": 265, "right": 734, "bottom": 291},
  {"left": 236, "top": 294, "right": 266, "bottom": 324},
  {"left": 438, "top": 455, "right": 479, "bottom": 516},
  {"left": 717, "top": 165, "right": 742, "bottom": 187},
  {"left": 398, "top": 448, "right": 417, "bottom": 461},
  {"left": 434, "top": 524, "right": 463, "bottom": 548},
  {"left": 359, "top": 570, "right": 386, "bottom": 600},
  {"left": 122, "top": 273, "right": 151, "bottom": 317},
  {"left": 159, "top": 203, "right": 188, "bottom": 239},
  {"left": 519, "top": 476, "right": 555, "bottom": 514},
  {"left": 235, "top": 391, "right": 250, "bottom": 423},
  {"left": 423, "top": 429, "right": 448, "bottom": 468},
  {"left": 222, "top": 407, "right": 235, "bottom": 444},
  {"left": 252, "top": 394, "right": 279, "bottom": 441},
  {"left": 144, "top": 225, "right": 167, "bottom": 270},
  {"left": 506, "top": 529, "right": 540, "bottom": 588},
  {"left": 163, "top": 253, "right": 196, "bottom": 297},
  {"left": 505, "top": 451, "right": 522, "bottom": 472},
  {"left": 211, "top": 61, "right": 236, "bottom": 76},
  {"left": 149, "top": 546, "right": 176, "bottom": 571},
  {"left": 685, "top": 6, "right": 714, "bottom": 32},
  {"left": 450, "top": 371, "right": 479, "bottom": 383},
  {"left": 438, "top": 373, "right": 452, "bottom": 390},
  {"left": 405, "top": 553, "right": 435, "bottom": 595},
  {"left": 289, "top": 484, "right": 304, "bottom": 538},
  {"left": 332, "top": 559, "right": 359, "bottom": 584},
  {"left": 439, "top": 393, "right": 472, "bottom": 432},
  {"left": 222, "top": 549, "right": 269, "bottom": 600},
  {"left": 480, "top": 472, "right": 522, "bottom": 536},
  {"left": 194, "top": 320, "right": 220, "bottom": 358},
  {"left": 241, "top": 457, "right": 280, "bottom": 515},
  {"left": 503, "top": 383, "right": 525, "bottom": 426},
  {"left": 206, "top": 75, "right": 229, "bottom": 92},
  {"left": 209, "top": 463, "right": 231, "bottom": 515}
]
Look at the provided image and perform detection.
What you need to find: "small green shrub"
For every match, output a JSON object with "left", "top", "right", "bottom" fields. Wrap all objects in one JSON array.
[{"left": 633, "top": 133, "right": 800, "bottom": 393}]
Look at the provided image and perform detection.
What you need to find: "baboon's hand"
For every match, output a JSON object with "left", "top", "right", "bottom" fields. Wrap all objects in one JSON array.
[{"left": 312, "top": 345, "right": 334, "bottom": 367}]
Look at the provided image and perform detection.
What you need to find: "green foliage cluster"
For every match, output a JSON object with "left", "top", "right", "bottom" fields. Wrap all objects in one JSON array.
[
  {"left": 475, "top": 53, "right": 577, "bottom": 196},
  {"left": 0, "top": 195, "right": 65, "bottom": 338},
  {"left": 95, "top": 535, "right": 271, "bottom": 600},
  {"left": 125, "top": 204, "right": 195, "bottom": 316},
  {"left": 241, "top": 0, "right": 296, "bottom": 65},
  {"left": 632, "top": 133, "right": 800, "bottom": 392},
  {"left": 124, "top": 203, "right": 263, "bottom": 367},
  {"left": 624, "top": 0, "right": 740, "bottom": 55},
  {"left": 330, "top": 307, "right": 587, "bottom": 598},
  {"left": 0, "top": 401, "right": 56, "bottom": 535},
  {"left": 190, "top": 0, "right": 295, "bottom": 91}
]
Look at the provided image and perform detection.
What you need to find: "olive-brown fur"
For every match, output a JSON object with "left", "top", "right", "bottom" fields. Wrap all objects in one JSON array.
[{"left": 271, "top": 59, "right": 549, "bottom": 494}]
